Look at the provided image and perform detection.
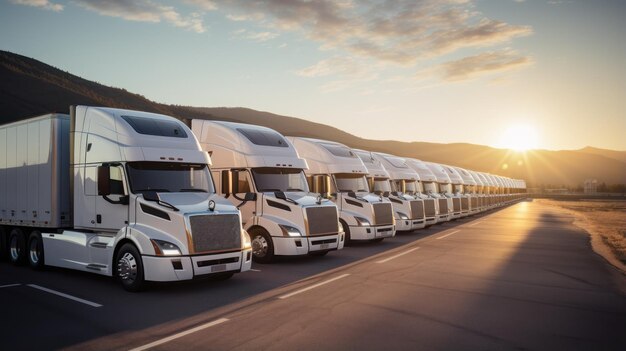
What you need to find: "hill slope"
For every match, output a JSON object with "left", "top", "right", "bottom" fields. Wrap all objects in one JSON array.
[{"left": 1, "top": 50, "right": 624, "bottom": 186}]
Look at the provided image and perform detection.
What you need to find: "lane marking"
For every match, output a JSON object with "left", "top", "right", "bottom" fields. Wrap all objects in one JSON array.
[
  {"left": 0, "top": 283, "right": 21, "bottom": 289},
  {"left": 436, "top": 230, "right": 460, "bottom": 240},
  {"left": 278, "top": 274, "right": 350, "bottom": 300},
  {"left": 468, "top": 221, "right": 484, "bottom": 227},
  {"left": 250, "top": 269, "right": 262, "bottom": 272},
  {"left": 376, "top": 247, "right": 420, "bottom": 264},
  {"left": 27, "top": 284, "right": 102, "bottom": 308},
  {"left": 129, "top": 318, "right": 230, "bottom": 351}
]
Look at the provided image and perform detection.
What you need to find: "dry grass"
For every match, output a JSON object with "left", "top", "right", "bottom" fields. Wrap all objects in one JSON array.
[{"left": 538, "top": 199, "right": 626, "bottom": 272}]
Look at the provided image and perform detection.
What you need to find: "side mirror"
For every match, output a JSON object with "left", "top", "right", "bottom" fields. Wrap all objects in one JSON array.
[
  {"left": 221, "top": 170, "right": 231, "bottom": 195},
  {"left": 97, "top": 165, "right": 111, "bottom": 196},
  {"left": 347, "top": 191, "right": 357, "bottom": 198},
  {"left": 244, "top": 192, "right": 257, "bottom": 201}
]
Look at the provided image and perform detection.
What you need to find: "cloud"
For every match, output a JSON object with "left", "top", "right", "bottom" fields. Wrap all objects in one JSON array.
[
  {"left": 232, "top": 29, "right": 279, "bottom": 42},
  {"left": 10, "top": 0, "right": 63, "bottom": 12},
  {"left": 435, "top": 49, "right": 533, "bottom": 81},
  {"left": 206, "top": 0, "right": 531, "bottom": 65},
  {"left": 73, "top": 0, "right": 206, "bottom": 33}
]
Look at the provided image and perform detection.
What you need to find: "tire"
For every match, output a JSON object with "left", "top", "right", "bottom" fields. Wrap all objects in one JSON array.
[
  {"left": 340, "top": 220, "right": 352, "bottom": 245},
  {"left": 27, "top": 230, "right": 45, "bottom": 270},
  {"left": 115, "top": 243, "right": 145, "bottom": 292},
  {"left": 249, "top": 228, "right": 274, "bottom": 263},
  {"left": 309, "top": 250, "right": 329, "bottom": 257},
  {"left": 0, "top": 227, "right": 8, "bottom": 260},
  {"left": 9, "top": 228, "right": 27, "bottom": 266}
]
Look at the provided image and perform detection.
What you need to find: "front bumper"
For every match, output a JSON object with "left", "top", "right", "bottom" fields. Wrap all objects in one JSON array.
[
  {"left": 349, "top": 225, "right": 395, "bottom": 240},
  {"left": 142, "top": 249, "right": 252, "bottom": 282},
  {"left": 272, "top": 233, "right": 342, "bottom": 256}
]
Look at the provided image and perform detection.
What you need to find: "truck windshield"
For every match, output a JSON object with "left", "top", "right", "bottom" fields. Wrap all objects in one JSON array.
[
  {"left": 405, "top": 180, "right": 418, "bottom": 194},
  {"left": 127, "top": 162, "right": 214, "bottom": 194},
  {"left": 251, "top": 168, "right": 309, "bottom": 192},
  {"left": 423, "top": 181, "right": 439, "bottom": 194},
  {"left": 373, "top": 178, "right": 391, "bottom": 192},
  {"left": 334, "top": 174, "right": 370, "bottom": 193}
]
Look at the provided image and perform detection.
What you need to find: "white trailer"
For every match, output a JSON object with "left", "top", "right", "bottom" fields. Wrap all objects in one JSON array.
[
  {"left": 404, "top": 158, "right": 439, "bottom": 226},
  {"left": 190, "top": 120, "right": 343, "bottom": 263},
  {"left": 371, "top": 153, "right": 426, "bottom": 231},
  {"left": 289, "top": 138, "right": 396, "bottom": 242},
  {"left": 423, "top": 162, "right": 454, "bottom": 222},
  {"left": 0, "top": 107, "right": 252, "bottom": 291}
]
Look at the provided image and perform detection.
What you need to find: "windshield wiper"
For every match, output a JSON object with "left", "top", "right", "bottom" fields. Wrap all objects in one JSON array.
[
  {"left": 142, "top": 191, "right": 179, "bottom": 211},
  {"left": 259, "top": 188, "right": 282, "bottom": 192},
  {"left": 135, "top": 188, "right": 170, "bottom": 193},
  {"left": 286, "top": 188, "right": 304, "bottom": 192},
  {"left": 180, "top": 188, "right": 208, "bottom": 193}
]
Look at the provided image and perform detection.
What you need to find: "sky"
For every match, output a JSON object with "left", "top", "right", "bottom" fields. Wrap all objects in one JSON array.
[{"left": 1, "top": 0, "right": 625, "bottom": 151}]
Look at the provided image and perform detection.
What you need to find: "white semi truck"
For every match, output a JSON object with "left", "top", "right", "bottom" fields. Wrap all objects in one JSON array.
[
  {"left": 190, "top": 121, "right": 343, "bottom": 263},
  {"left": 0, "top": 106, "right": 252, "bottom": 291},
  {"left": 453, "top": 166, "right": 479, "bottom": 215},
  {"left": 404, "top": 158, "right": 439, "bottom": 226},
  {"left": 372, "top": 153, "right": 426, "bottom": 231},
  {"left": 289, "top": 138, "right": 396, "bottom": 243},
  {"left": 424, "top": 162, "right": 454, "bottom": 222},
  {"left": 442, "top": 165, "right": 468, "bottom": 218}
]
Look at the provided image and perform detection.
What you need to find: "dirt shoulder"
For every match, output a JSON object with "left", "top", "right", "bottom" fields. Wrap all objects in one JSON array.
[{"left": 537, "top": 199, "right": 626, "bottom": 274}]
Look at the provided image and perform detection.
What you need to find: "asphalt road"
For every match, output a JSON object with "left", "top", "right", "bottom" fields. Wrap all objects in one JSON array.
[{"left": 1, "top": 200, "right": 625, "bottom": 350}]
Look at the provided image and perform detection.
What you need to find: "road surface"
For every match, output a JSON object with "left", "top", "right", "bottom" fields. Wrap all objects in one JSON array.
[{"left": 1, "top": 200, "right": 624, "bottom": 350}]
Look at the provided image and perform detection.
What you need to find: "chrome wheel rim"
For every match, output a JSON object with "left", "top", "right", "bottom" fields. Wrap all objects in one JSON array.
[
  {"left": 29, "top": 237, "right": 40, "bottom": 265},
  {"left": 118, "top": 252, "right": 138, "bottom": 282},
  {"left": 251, "top": 235, "right": 268, "bottom": 258}
]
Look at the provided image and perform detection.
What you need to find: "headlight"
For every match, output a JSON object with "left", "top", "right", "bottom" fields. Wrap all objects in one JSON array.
[
  {"left": 150, "top": 239, "right": 182, "bottom": 256},
  {"left": 397, "top": 212, "right": 409, "bottom": 220},
  {"left": 242, "top": 230, "right": 252, "bottom": 249},
  {"left": 279, "top": 224, "right": 302, "bottom": 237},
  {"left": 354, "top": 216, "right": 371, "bottom": 227}
]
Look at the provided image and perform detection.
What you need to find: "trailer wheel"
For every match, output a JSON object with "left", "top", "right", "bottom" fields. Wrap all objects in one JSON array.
[
  {"left": 0, "top": 227, "right": 8, "bottom": 260},
  {"left": 27, "top": 230, "right": 45, "bottom": 269},
  {"left": 249, "top": 228, "right": 274, "bottom": 263},
  {"left": 116, "top": 243, "right": 145, "bottom": 292},
  {"left": 9, "top": 228, "right": 27, "bottom": 266}
]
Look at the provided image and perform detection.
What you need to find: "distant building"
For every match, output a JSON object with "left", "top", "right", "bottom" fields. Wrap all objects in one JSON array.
[{"left": 584, "top": 179, "right": 598, "bottom": 194}]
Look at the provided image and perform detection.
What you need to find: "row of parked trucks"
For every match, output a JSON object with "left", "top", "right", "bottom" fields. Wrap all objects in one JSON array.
[{"left": 0, "top": 106, "right": 527, "bottom": 291}]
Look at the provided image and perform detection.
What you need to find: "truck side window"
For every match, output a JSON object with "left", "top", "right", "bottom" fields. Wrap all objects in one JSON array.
[
  {"left": 109, "top": 166, "right": 125, "bottom": 195},
  {"left": 234, "top": 170, "right": 251, "bottom": 193}
]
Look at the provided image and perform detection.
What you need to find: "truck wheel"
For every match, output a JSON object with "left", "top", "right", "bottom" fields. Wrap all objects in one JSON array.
[
  {"left": 116, "top": 243, "right": 145, "bottom": 292},
  {"left": 27, "top": 230, "right": 45, "bottom": 269},
  {"left": 249, "top": 228, "right": 274, "bottom": 263},
  {"left": 9, "top": 228, "right": 27, "bottom": 266},
  {"left": 0, "top": 227, "right": 8, "bottom": 260}
]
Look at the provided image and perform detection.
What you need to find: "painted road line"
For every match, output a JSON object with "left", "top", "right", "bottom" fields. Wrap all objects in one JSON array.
[
  {"left": 250, "top": 269, "right": 262, "bottom": 272},
  {"left": 130, "top": 318, "right": 230, "bottom": 351},
  {"left": 436, "top": 230, "right": 461, "bottom": 240},
  {"left": 0, "top": 283, "right": 21, "bottom": 289},
  {"left": 468, "top": 221, "right": 484, "bottom": 227},
  {"left": 27, "top": 284, "right": 102, "bottom": 308},
  {"left": 376, "top": 247, "right": 420, "bottom": 264},
  {"left": 279, "top": 274, "right": 350, "bottom": 300}
]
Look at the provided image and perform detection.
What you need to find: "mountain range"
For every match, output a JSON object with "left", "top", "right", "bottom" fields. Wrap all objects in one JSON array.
[{"left": 1, "top": 50, "right": 624, "bottom": 187}]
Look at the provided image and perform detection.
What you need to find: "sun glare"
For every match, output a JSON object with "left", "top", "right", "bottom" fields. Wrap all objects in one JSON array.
[{"left": 499, "top": 125, "right": 539, "bottom": 151}]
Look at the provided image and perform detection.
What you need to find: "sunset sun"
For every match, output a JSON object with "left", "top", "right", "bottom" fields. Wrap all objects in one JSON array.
[{"left": 500, "top": 125, "right": 539, "bottom": 151}]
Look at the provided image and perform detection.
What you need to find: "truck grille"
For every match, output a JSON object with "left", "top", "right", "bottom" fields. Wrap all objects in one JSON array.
[
  {"left": 410, "top": 200, "right": 424, "bottom": 219},
  {"left": 438, "top": 198, "right": 449, "bottom": 214},
  {"left": 373, "top": 203, "right": 393, "bottom": 225},
  {"left": 306, "top": 206, "right": 339, "bottom": 236},
  {"left": 424, "top": 199, "right": 436, "bottom": 217},
  {"left": 461, "top": 198, "right": 470, "bottom": 211},
  {"left": 188, "top": 214, "right": 241, "bottom": 253},
  {"left": 452, "top": 198, "right": 461, "bottom": 212}
]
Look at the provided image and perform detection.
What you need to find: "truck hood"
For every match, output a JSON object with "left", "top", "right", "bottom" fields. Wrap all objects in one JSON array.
[{"left": 151, "top": 192, "right": 237, "bottom": 213}]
